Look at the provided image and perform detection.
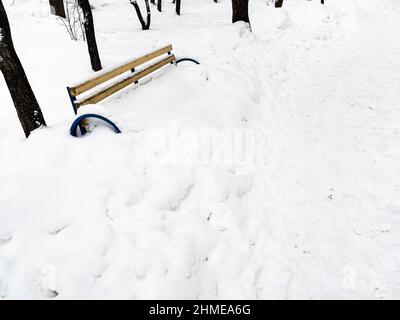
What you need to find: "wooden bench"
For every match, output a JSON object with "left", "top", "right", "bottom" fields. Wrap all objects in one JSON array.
[{"left": 67, "top": 45, "right": 199, "bottom": 136}]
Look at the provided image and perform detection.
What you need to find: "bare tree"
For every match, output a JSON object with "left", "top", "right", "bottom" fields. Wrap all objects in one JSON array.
[
  {"left": 0, "top": 0, "right": 46, "bottom": 137},
  {"left": 130, "top": 0, "right": 151, "bottom": 30},
  {"left": 58, "top": 1, "right": 86, "bottom": 41},
  {"left": 231, "top": 0, "right": 249, "bottom": 24},
  {"left": 78, "top": 0, "right": 102, "bottom": 71}
]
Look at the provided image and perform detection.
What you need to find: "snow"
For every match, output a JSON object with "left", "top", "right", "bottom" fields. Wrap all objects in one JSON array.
[{"left": 1, "top": 0, "right": 400, "bottom": 299}]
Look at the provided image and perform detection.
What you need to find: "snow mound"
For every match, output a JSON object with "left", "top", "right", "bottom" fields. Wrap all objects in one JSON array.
[{"left": 1, "top": 0, "right": 400, "bottom": 299}]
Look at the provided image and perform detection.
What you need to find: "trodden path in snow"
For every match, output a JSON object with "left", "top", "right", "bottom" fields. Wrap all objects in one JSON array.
[
  {"left": 1, "top": 1, "right": 400, "bottom": 300},
  {"left": 252, "top": 4, "right": 400, "bottom": 298}
]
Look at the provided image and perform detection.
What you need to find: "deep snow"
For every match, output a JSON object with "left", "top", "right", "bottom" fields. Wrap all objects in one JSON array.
[{"left": 1, "top": 0, "right": 400, "bottom": 299}]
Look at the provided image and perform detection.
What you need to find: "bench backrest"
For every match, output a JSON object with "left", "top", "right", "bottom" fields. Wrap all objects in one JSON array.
[{"left": 67, "top": 45, "right": 175, "bottom": 112}]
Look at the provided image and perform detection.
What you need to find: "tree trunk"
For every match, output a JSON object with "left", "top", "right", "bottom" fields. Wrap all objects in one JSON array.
[
  {"left": 275, "top": 0, "right": 284, "bottom": 8},
  {"left": 176, "top": 0, "right": 181, "bottom": 15},
  {"left": 0, "top": 0, "right": 46, "bottom": 137},
  {"left": 78, "top": 0, "right": 102, "bottom": 71},
  {"left": 157, "top": 0, "right": 161, "bottom": 12},
  {"left": 231, "top": 0, "right": 249, "bottom": 24},
  {"left": 130, "top": 0, "right": 151, "bottom": 30}
]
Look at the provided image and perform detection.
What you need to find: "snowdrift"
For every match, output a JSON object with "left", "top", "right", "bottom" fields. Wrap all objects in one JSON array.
[{"left": 1, "top": 0, "right": 400, "bottom": 299}]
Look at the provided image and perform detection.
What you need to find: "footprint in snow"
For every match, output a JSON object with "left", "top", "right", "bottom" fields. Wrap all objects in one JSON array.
[
  {"left": 48, "top": 223, "right": 71, "bottom": 236},
  {"left": 0, "top": 281, "right": 8, "bottom": 298},
  {"left": 0, "top": 236, "right": 12, "bottom": 245}
]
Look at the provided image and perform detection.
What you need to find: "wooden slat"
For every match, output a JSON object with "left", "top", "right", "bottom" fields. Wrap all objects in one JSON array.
[
  {"left": 76, "top": 55, "right": 176, "bottom": 108},
  {"left": 70, "top": 45, "right": 173, "bottom": 96}
]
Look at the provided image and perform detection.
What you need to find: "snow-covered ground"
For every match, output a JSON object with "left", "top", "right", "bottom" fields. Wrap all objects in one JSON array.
[{"left": 1, "top": 0, "right": 400, "bottom": 299}]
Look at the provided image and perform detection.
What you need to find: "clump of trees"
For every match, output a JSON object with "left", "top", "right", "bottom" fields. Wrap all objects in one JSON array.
[
  {"left": 56, "top": 0, "right": 102, "bottom": 70},
  {"left": 130, "top": 0, "right": 182, "bottom": 30},
  {"left": 0, "top": 0, "right": 103, "bottom": 137},
  {"left": 1, "top": 0, "right": 327, "bottom": 138}
]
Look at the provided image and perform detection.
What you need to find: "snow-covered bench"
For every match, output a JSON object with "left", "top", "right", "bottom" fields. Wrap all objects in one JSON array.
[{"left": 67, "top": 45, "right": 199, "bottom": 137}]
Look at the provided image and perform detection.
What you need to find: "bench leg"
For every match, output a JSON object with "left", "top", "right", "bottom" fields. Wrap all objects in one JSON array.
[
  {"left": 70, "top": 114, "right": 121, "bottom": 137},
  {"left": 67, "top": 87, "right": 87, "bottom": 135}
]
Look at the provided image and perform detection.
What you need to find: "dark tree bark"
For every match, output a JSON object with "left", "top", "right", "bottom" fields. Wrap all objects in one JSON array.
[
  {"left": 130, "top": 0, "right": 151, "bottom": 30},
  {"left": 49, "top": 0, "right": 66, "bottom": 18},
  {"left": 176, "top": 0, "right": 181, "bottom": 15},
  {"left": 157, "top": 0, "right": 161, "bottom": 12},
  {"left": 0, "top": 0, "right": 46, "bottom": 137},
  {"left": 275, "top": 0, "right": 284, "bottom": 8},
  {"left": 231, "top": 0, "right": 249, "bottom": 24},
  {"left": 78, "top": 0, "right": 102, "bottom": 71}
]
